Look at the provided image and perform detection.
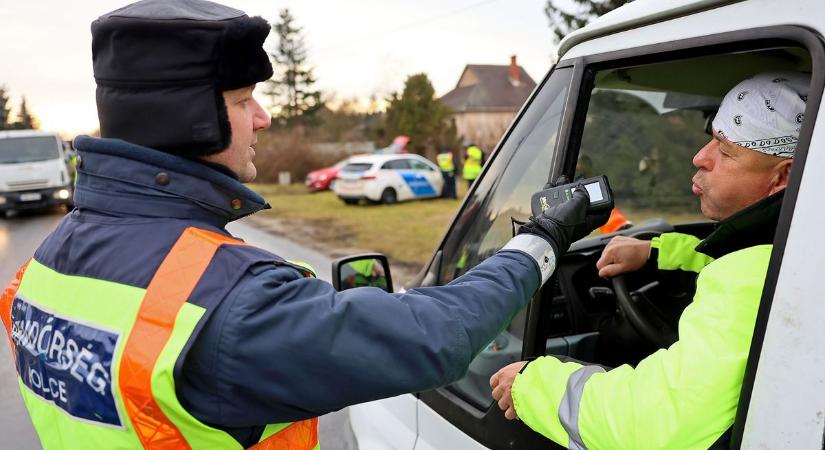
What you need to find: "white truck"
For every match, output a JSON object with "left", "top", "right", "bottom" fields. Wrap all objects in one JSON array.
[
  {"left": 334, "top": 0, "right": 825, "bottom": 448},
  {"left": 0, "top": 130, "right": 74, "bottom": 217}
]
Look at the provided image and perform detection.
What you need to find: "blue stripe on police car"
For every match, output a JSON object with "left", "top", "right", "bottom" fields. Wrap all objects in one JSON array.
[{"left": 399, "top": 171, "right": 435, "bottom": 196}]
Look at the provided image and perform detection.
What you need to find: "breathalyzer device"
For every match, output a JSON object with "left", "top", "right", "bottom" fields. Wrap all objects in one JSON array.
[{"left": 530, "top": 175, "right": 614, "bottom": 216}]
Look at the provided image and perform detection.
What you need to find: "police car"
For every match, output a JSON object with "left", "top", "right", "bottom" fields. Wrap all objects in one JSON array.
[{"left": 333, "top": 154, "right": 443, "bottom": 204}]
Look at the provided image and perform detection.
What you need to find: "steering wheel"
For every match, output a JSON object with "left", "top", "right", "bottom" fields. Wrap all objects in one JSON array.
[
  {"left": 611, "top": 275, "right": 676, "bottom": 348},
  {"left": 609, "top": 230, "right": 678, "bottom": 349}
]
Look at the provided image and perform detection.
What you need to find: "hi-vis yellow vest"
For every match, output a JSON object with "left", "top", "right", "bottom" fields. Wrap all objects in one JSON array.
[
  {"left": 1, "top": 227, "right": 319, "bottom": 450},
  {"left": 462, "top": 146, "right": 482, "bottom": 180},
  {"left": 436, "top": 152, "right": 455, "bottom": 173}
]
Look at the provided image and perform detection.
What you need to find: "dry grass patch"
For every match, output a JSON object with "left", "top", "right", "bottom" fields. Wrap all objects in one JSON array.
[{"left": 250, "top": 183, "right": 467, "bottom": 282}]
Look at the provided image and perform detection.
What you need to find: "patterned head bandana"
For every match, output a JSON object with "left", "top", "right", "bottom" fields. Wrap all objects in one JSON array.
[{"left": 712, "top": 72, "right": 810, "bottom": 158}]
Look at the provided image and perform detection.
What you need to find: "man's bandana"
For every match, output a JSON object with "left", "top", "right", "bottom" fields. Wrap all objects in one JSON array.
[{"left": 712, "top": 72, "right": 810, "bottom": 158}]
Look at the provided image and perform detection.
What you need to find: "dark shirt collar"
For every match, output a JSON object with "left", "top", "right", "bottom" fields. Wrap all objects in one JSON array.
[
  {"left": 72, "top": 136, "right": 270, "bottom": 227},
  {"left": 696, "top": 190, "right": 785, "bottom": 259}
]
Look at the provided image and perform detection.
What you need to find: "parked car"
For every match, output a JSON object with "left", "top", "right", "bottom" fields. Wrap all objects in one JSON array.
[
  {"left": 304, "top": 159, "right": 348, "bottom": 192},
  {"left": 0, "top": 129, "right": 74, "bottom": 217},
  {"left": 333, "top": 153, "right": 443, "bottom": 204},
  {"left": 333, "top": 0, "right": 825, "bottom": 448}
]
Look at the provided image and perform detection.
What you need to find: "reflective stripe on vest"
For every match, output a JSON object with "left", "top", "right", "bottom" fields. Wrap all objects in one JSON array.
[
  {"left": 558, "top": 365, "right": 605, "bottom": 450},
  {"left": 436, "top": 152, "right": 455, "bottom": 172},
  {"left": 1, "top": 227, "right": 319, "bottom": 450}
]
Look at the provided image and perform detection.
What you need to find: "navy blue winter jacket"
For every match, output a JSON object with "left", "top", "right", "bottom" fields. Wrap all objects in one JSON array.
[{"left": 35, "top": 136, "right": 542, "bottom": 446}]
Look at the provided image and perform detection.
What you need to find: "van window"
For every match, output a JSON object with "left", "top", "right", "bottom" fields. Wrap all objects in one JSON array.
[
  {"left": 576, "top": 48, "right": 812, "bottom": 228},
  {"left": 0, "top": 137, "right": 60, "bottom": 164},
  {"left": 436, "top": 67, "right": 573, "bottom": 409},
  {"left": 440, "top": 67, "right": 572, "bottom": 285}
]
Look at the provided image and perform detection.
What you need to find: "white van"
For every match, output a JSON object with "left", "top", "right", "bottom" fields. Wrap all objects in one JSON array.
[
  {"left": 0, "top": 130, "right": 73, "bottom": 216},
  {"left": 337, "top": 0, "right": 825, "bottom": 448}
]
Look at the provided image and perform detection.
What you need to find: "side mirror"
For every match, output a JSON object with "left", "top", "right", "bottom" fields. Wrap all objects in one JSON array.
[{"left": 332, "top": 253, "right": 393, "bottom": 292}]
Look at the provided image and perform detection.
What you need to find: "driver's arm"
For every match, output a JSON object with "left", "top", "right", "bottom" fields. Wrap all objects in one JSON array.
[
  {"left": 597, "top": 232, "right": 714, "bottom": 278},
  {"left": 652, "top": 232, "right": 715, "bottom": 272},
  {"left": 509, "top": 245, "right": 769, "bottom": 449}
]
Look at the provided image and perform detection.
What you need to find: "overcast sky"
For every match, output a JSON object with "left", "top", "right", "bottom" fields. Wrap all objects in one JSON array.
[{"left": 0, "top": 0, "right": 557, "bottom": 136}]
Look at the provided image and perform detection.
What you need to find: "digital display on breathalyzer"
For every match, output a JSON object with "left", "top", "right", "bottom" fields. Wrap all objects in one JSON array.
[{"left": 585, "top": 182, "right": 603, "bottom": 203}]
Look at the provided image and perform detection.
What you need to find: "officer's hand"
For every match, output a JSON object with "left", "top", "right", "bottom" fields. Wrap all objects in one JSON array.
[
  {"left": 518, "top": 187, "right": 611, "bottom": 256},
  {"left": 490, "top": 361, "right": 527, "bottom": 420},
  {"left": 596, "top": 236, "right": 651, "bottom": 278}
]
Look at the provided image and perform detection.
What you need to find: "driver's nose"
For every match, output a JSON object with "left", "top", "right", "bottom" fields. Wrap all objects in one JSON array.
[{"left": 692, "top": 139, "right": 716, "bottom": 171}]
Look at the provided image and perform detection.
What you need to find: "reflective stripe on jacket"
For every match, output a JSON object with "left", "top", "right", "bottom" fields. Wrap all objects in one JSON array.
[
  {"left": 511, "top": 244, "right": 771, "bottom": 449},
  {"left": 0, "top": 227, "right": 319, "bottom": 450},
  {"left": 437, "top": 152, "right": 455, "bottom": 173}
]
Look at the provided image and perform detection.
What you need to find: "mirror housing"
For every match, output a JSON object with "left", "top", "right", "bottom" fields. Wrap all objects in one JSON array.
[{"left": 332, "top": 253, "right": 393, "bottom": 292}]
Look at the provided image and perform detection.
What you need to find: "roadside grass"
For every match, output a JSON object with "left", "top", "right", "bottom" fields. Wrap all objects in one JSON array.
[{"left": 250, "top": 183, "right": 469, "bottom": 277}]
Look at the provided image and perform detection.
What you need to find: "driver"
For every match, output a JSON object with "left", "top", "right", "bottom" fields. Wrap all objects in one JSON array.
[{"left": 490, "top": 71, "right": 810, "bottom": 449}]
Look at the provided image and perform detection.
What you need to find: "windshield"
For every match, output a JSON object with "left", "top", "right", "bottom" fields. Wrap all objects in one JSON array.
[{"left": 0, "top": 136, "right": 60, "bottom": 164}]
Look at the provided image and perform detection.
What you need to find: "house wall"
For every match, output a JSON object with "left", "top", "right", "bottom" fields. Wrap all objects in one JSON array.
[{"left": 452, "top": 111, "right": 517, "bottom": 152}]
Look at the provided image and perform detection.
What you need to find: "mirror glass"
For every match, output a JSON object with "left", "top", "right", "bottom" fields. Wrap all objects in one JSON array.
[{"left": 338, "top": 258, "right": 389, "bottom": 291}]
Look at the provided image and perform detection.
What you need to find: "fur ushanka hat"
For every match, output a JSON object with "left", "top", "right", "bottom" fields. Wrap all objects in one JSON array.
[{"left": 91, "top": 0, "right": 273, "bottom": 157}]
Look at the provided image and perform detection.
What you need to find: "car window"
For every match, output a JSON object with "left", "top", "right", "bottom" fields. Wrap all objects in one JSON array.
[
  {"left": 382, "top": 159, "right": 412, "bottom": 170},
  {"left": 341, "top": 162, "right": 373, "bottom": 172},
  {"left": 436, "top": 67, "right": 573, "bottom": 409},
  {"left": 410, "top": 159, "right": 434, "bottom": 171}
]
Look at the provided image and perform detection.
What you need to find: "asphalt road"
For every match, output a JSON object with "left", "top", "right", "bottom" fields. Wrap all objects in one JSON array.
[{"left": 0, "top": 209, "right": 357, "bottom": 450}]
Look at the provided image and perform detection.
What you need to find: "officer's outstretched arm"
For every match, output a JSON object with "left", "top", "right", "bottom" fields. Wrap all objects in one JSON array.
[{"left": 184, "top": 188, "right": 608, "bottom": 425}]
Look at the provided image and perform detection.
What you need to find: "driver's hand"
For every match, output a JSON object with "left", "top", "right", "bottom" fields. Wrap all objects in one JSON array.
[{"left": 596, "top": 236, "right": 651, "bottom": 278}]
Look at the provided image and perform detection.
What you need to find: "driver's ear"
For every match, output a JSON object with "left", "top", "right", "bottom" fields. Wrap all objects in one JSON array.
[{"left": 769, "top": 159, "right": 793, "bottom": 194}]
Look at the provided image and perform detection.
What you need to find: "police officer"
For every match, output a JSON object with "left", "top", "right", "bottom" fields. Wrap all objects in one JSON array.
[
  {"left": 0, "top": 1, "right": 609, "bottom": 448},
  {"left": 491, "top": 72, "right": 809, "bottom": 449},
  {"left": 462, "top": 143, "right": 484, "bottom": 189},
  {"left": 436, "top": 147, "right": 457, "bottom": 198}
]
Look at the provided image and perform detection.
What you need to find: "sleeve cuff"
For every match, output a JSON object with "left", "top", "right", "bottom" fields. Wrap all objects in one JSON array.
[{"left": 501, "top": 234, "right": 557, "bottom": 284}]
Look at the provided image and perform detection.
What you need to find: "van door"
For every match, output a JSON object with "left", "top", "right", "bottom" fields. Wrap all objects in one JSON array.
[{"left": 413, "top": 27, "right": 824, "bottom": 450}]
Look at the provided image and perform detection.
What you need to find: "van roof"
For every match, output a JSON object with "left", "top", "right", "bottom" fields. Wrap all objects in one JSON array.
[
  {"left": 0, "top": 129, "right": 60, "bottom": 140},
  {"left": 556, "top": 0, "right": 742, "bottom": 61}
]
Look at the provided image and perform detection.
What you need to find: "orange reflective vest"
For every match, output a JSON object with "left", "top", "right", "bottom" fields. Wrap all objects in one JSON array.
[
  {"left": 1, "top": 227, "right": 318, "bottom": 449},
  {"left": 598, "top": 209, "right": 631, "bottom": 234}
]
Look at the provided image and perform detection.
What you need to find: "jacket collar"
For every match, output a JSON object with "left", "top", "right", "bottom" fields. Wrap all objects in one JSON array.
[
  {"left": 72, "top": 136, "right": 269, "bottom": 227},
  {"left": 695, "top": 190, "right": 784, "bottom": 259}
]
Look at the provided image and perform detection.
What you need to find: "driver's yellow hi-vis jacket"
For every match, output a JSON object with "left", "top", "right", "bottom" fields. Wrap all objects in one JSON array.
[{"left": 511, "top": 232, "right": 769, "bottom": 450}]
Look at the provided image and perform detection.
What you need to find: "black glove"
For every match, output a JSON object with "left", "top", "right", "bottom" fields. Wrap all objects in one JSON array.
[{"left": 518, "top": 186, "right": 611, "bottom": 256}]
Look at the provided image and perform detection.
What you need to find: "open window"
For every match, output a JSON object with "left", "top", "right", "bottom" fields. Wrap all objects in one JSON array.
[{"left": 417, "top": 28, "right": 821, "bottom": 450}]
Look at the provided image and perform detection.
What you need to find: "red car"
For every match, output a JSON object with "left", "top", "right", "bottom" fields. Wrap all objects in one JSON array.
[{"left": 305, "top": 159, "right": 348, "bottom": 192}]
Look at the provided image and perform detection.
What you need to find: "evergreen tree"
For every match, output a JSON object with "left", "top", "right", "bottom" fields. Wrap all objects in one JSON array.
[
  {"left": 545, "top": 0, "right": 633, "bottom": 42},
  {"left": 11, "top": 96, "right": 38, "bottom": 130},
  {"left": 0, "top": 85, "right": 10, "bottom": 130},
  {"left": 383, "top": 73, "right": 457, "bottom": 156},
  {"left": 265, "top": 9, "right": 323, "bottom": 127}
]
